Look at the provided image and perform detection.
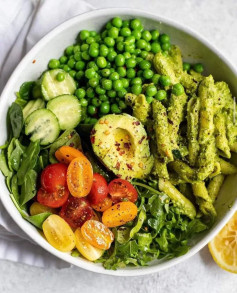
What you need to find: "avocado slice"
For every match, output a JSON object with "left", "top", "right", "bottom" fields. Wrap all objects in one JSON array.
[{"left": 91, "top": 114, "right": 154, "bottom": 180}]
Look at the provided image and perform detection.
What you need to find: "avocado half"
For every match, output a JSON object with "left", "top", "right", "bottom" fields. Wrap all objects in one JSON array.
[{"left": 91, "top": 114, "right": 154, "bottom": 180}]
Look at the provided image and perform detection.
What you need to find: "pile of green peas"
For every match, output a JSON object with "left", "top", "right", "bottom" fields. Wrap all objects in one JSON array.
[{"left": 48, "top": 17, "right": 203, "bottom": 124}]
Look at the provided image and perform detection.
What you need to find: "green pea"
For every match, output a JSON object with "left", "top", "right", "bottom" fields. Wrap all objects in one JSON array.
[
  {"left": 126, "top": 68, "right": 136, "bottom": 79},
  {"left": 87, "top": 61, "right": 98, "bottom": 71},
  {"left": 89, "top": 118, "right": 98, "bottom": 125},
  {"left": 86, "top": 87, "right": 95, "bottom": 98},
  {"left": 56, "top": 72, "right": 65, "bottom": 82},
  {"left": 161, "top": 42, "right": 171, "bottom": 51},
  {"left": 121, "top": 78, "right": 129, "bottom": 88},
  {"left": 90, "top": 31, "right": 97, "bottom": 37},
  {"left": 101, "top": 30, "right": 107, "bottom": 39},
  {"left": 84, "top": 117, "right": 91, "bottom": 124},
  {"left": 104, "top": 37, "right": 115, "bottom": 47},
  {"left": 131, "top": 84, "right": 142, "bottom": 95},
  {"left": 62, "top": 64, "right": 70, "bottom": 72},
  {"left": 115, "top": 54, "right": 125, "bottom": 66},
  {"left": 81, "top": 44, "right": 89, "bottom": 51},
  {"left": 74, "top": 52, "right": 82, "bottom": 61},
  {"left": 139, "top": 60, "right": 151, "bottom": 70},
  {"left": 101, "top": 79, "right": 112, "bottom": 90},
  {"left": 90, "top": 42, "right": 99, "bottom": 49},
  {"left": 95, "top": 35, "right": 101, "bottom": 42},
  {"left": 130, "top": 19, "right": 142, "bottom": 30},
  {"left": 131, "top": 77, "right": 142, "bottom": 85},
  {"left": 92, "top": 98, "right": 101, "bottom": 107},
  {"left": 122, "top": 20, "right": 130, "bottom": 28},
  {"left": 65, "top": 45, "right": 74, "bottom": 56},
  {"left": 117, "top": 66, "right": 126, "bottom": 77},
  {"left": 106, "top": 22, "right": 112, "bottom": 30},
  {"left": 73, "top": 45, "right": 80, "bottom": 53},
  {"left": 146, "top": 96, "right": 154, "bottom": 104},
  {"left": 116, "top": 36, "right": 124, "bottom": 43},
  {"left": 151, "top": 42, "right": 161, "bottom": 53},
  {"left": 110, "top": 68, "right": 115, "bottom": 73},
  {"left": 136, "top": 39, "right": 147, "bottom": 49},
  {"left": 120, "top": 27, "right": 131, "bottom": 37},
  {"left": 123, "top": 52, "right": 131, "bottom": 59},
  {"left": 89, "top": 46, "right": 99, "bottom": 58},
  {"left": 126, "top": 58, "right": 136, "bottom": 68},
  {"left": 89, "top": 78, "right": 99, "bottom": 88},
  {"left": 97, "top": 56, "right": 107, "bottom": 68},
  {"left": 110, "top": 72, "right": 120, "bottom": 81},
  {"left": 119, "top": 100, "right": 127, "bottom": 110},
  {"left": 112, "top": 17, "right": 123, "bottom": 28},
  {"left": 172, "top": 83, "right": 185, "bottom": 96},
  {"left": 155, "top": 90, "right": 167, "bottom": 100},
  {"left": 85, "top": 68, "right": 96, "bottom": 79},
  {"left": 137, "top": 70, "right": 143, "bottom": 77},
  {"left": 107, "top": 51, "right": 117, "bottom": 62},
  {"left": 113, "top": 80, "right": 123, "bottom": 91},
  {"left": 81, "top": 51, "right": 90, "bottom": 61},
  {"left": 159, "top": 75, "right": 171, "bottom": 87},
  {"left": 101, "top": 68, "right": 110, "bottom": 77},
  {"left": 159, "top": 34, "right": 170, "bottom": 43},
  {"left": 75, "top": 71, "right": 84, "bottom": 80},
  {"left": 125, "top": 35, "right": 136, "bottom": 45},
  {"left": 193, "top": 63, "right": 204, "bottom": 73},
  {"left": 75, "top": 61, "right": 85, "bottom": 71},
  {"left": 152, "top": 74, "right": 161, "bottom": 84},
  {"left": 136, "top": 57, "right": 143, "bottom": 64},
  {"left": 151, "top": 29, "right": 159, "bottom": 40},
  {"left": 132, "top": 30, "right": 141, "bottom": 40},
  {"left": 80, "top": 99, "right": 88, "bottom": 107},
  {"left": 146, "top": 43, "right": 151, "bottom": 51},
  {"left": 59, "top": 56, "right": 68, "bottom": 64},
  {"left": 118, "top": 88, "right": 127, "bottom": 98},
  {"left": 116, "top": 42, "right": 124, "bottom": 52},
  {"left": 48, "top": 59, "right": 60, "bottom": 69},
  {"left": 107, "top": 90, "right": 116, "bottom": 98},
  {"left": 183, "top": 62, "right": 191, "bottom": 71},
  {"left": 75, "top": 88, "right": 86, "bottom": 99},
  {"left": 80, "top": 30, "right": 90, "bottom": 41},
  {"left": 146, "top": 85, "right": 157, "bottom": 97},
  {"left": 87, "top": 105, "right": 97, "bottom": 116},
  {"left": 111, "top": 103, "right": 121, "bottom": 114},
  {"left": 100, "top": 102, "right": 110, "bottom": 114},
  {"left": 143, "top": 69, "right": 154, "bottom": 79},
  {"left": 67, "top": 59, "right": 75, "bottom": 69},
  {"left": 140, "top": 51, "right": 148, "bottom": 59},
  {"left": 142, "top": 30, "right": 152, "bottom": 42},
  {"left": 124, "top": 44, "right": 135, "bottom": 53},
  {"left": 69, "top": 70, "right": 76, "bottom": 78},
  {"left": 99, "top": 94, "right": 108, "bottom": 101},
  {"left": 96, "top": 86, "right": 106, "bottom": 95},
  {"left": 108, "top": 27, "right": 119, "bottom": 38}
]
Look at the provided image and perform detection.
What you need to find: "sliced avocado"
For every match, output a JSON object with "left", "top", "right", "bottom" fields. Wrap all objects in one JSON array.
[{"left": 91, "top": 114, "right": 154, "bottom": 180}]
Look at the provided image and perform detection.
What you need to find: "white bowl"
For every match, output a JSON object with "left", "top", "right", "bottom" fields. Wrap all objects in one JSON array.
[{"left": 0, "top": 8, "right": 237, "bottom": 276}]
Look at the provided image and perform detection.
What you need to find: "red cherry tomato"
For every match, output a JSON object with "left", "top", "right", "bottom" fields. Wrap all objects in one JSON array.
[
  {"left": 87, "top": 173, "right": 109, "bottom": 205},
  {"left": 41, "top": 163, "right": 68, "bottom": 193},
  {"left": 108, "top": 179, "right": 138, "bottom": 203},
  {"left": 59, "top": 197, "right": 93, "bottom": 229},
  {"left": 37, "top": 187, "right": 69, "bottom": 208}
]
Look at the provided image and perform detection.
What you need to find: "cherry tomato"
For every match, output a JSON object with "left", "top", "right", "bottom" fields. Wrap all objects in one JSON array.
[
  {"left": 41, "top": 163, "right": 68, "bottom": 193},
  {"left": 102, "top": 201, "right": 138, "bottom": 227},
  {"left": 55, "top": 146, "right": 83, "bottom": 165},
  {"left": 37, "top": 187, "right": 69, "bottom": 208},
  {"left": 108, "top": 178, "right": 138, "bottom": 203},
  {"left": 59, "top": 197, "right": 93, "bottom": 229},
  {"left": 87, "top": 173, "right": 108, "bottom": 205},
  {"left": 67, "top": 156, "right": 93, "bottom": 198},
  {"left": 91, "top": 197, "right": 113, "bottom": 212},
  {"left": 43, "top": 215, "right": 75, "bottom": 252},
  {"left": 81, "top": 220, "right": 114, "bottom": 250}
]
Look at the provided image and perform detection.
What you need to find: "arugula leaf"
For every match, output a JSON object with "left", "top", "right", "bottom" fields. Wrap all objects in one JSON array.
[
  {"left": 20, "top": 169, "right": 37, "bottom": 205},
  {"left": 8, "top": 103, "right": 24, "bottom": 138},
  {"left": 130, "top": 207, "right": 146, "bottom": 238}
]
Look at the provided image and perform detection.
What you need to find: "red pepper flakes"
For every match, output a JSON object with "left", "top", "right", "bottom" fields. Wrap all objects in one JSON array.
[
  {"left": 132, "top": 121, "right": 140, "bottom": 126},
  {"left": 90, "top": 136, "right": 95, "bottom": 144},
  {"left": 119, "top": 151, "right": 125, "bottom": 156},
  {"left": 91, "top": 129, "right": 96, "bottom": 135},
  {"left": 115, "top": 162, "right": 120, "bottom": 170},
  {"left": 138, "top": 136, "right": 145, "bottom": 144},
  {"left": 124, "top": 142, "right": 131, "bottom": 149},
  {"left": 32, "top": 59, "right": 36, "bottom": 64},
  {"left": 115, "top": 142, "right": 120, "bottom": 147},
  {"left": 126, "top": 163, "right": 133, "bottom": 170},
  {"left": 69, "top": 142, "right": 75, "bottom": 147}
]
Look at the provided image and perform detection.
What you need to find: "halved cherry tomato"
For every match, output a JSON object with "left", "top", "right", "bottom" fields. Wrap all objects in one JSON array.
[
  {"left": 75, "top": 228, "right": 104, "bottom": 261},
  {"left": 102, "top": 201, "right": 138, "bottom": 227},
  {"left": 37, "top": 187, "right": 69, "bottom": 208},
  {"left": 55, "top": 146, "right": 83, "bottom": 165},
  {"left": 29, "top": 202, "right": 57, "bottom": 216},
  {"left": 81, "top": 220, "right": 114, "bottom": 250},
  {"left": 108, "top": 179, "right": 138, "bottom": 203},
  {"left": 87, "top": 173, "right": 108, "bottom": 205},
  {"left": 67, "top": 156, "right": 93, "bottom": 198},
  {"left": 41, "top": 163, "right": 68, "bottom": 193},
  {"left": 59, "top": 197, "right": 93, "bottom": 229},
  {"left": 91, "top": 197, "right": 113, "bottom": 212},
  {"left": 43, "top": 215, "right": 75, "bottom": 252}
]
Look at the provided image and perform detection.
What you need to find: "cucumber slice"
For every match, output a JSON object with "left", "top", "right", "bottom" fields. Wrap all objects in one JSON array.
[
  {"left": 47, "top": 95, "right": 81, "bottom": 130},
  {"left": 23, "top": 99, "right": 45, "bottom": 119},
  {"left": 25, "top": 109, "right": 60, "bottom": 145},
  {"left": 41, "top": 69, "right": 76, "bottom": 101}
]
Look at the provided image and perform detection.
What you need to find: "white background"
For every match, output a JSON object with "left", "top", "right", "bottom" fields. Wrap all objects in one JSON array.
[{"left": 1, "top": 0, "right": 237, "bottom": 292}]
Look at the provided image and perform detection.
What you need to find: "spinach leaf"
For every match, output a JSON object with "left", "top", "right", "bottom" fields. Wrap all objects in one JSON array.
[
  {"left": 7, "top": 138, "right": 16, "bottom": 171},
  {"left": 8, "top": 102, "right": 23, "bottom": 138},
  {"left": 15, "top": 92, "right": 27, "bottom": 108},
  {"left": 26, "top": 212, "right": 52, "bottom": 229},
  {"left": 17, "top": 140, "right": 40, "bottom": 185},
  {"left": 20, "top": 169, "right": 37, "bottom": 205},
  {"left": 9, "top": 140, "right": 25, "bottom": 171},
  {"left": 19, "top": 81, "right": 35, "bottom": 100},
  {"left": 11, "top": 174, "right": 20, "bottom": 203},
  {"left": 0, "top": 150, "right": 12, "bottom": 178}
]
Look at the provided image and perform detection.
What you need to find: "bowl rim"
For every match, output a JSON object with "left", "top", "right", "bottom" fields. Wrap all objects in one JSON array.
[{"left": 0, "top": 7, "right": 237, "bottom": 276}]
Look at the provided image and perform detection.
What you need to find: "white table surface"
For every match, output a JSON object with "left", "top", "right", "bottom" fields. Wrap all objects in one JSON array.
[{"left": 1, "top": 0, "right": 237, "bottom": 292}]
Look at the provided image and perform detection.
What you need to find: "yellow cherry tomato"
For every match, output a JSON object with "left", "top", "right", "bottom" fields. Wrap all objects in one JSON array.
[
  {"left": 42, "top": 215, "right": 75, "bottom": 252},
  {"left": 30, "top": 202, "right": 57, "bottom": 216},
  {"left": 102, "top": 201, "right": 138, "bottom": 227},
  {"left": 75, "top": 228, "right": 104, "bottom": 261}
]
